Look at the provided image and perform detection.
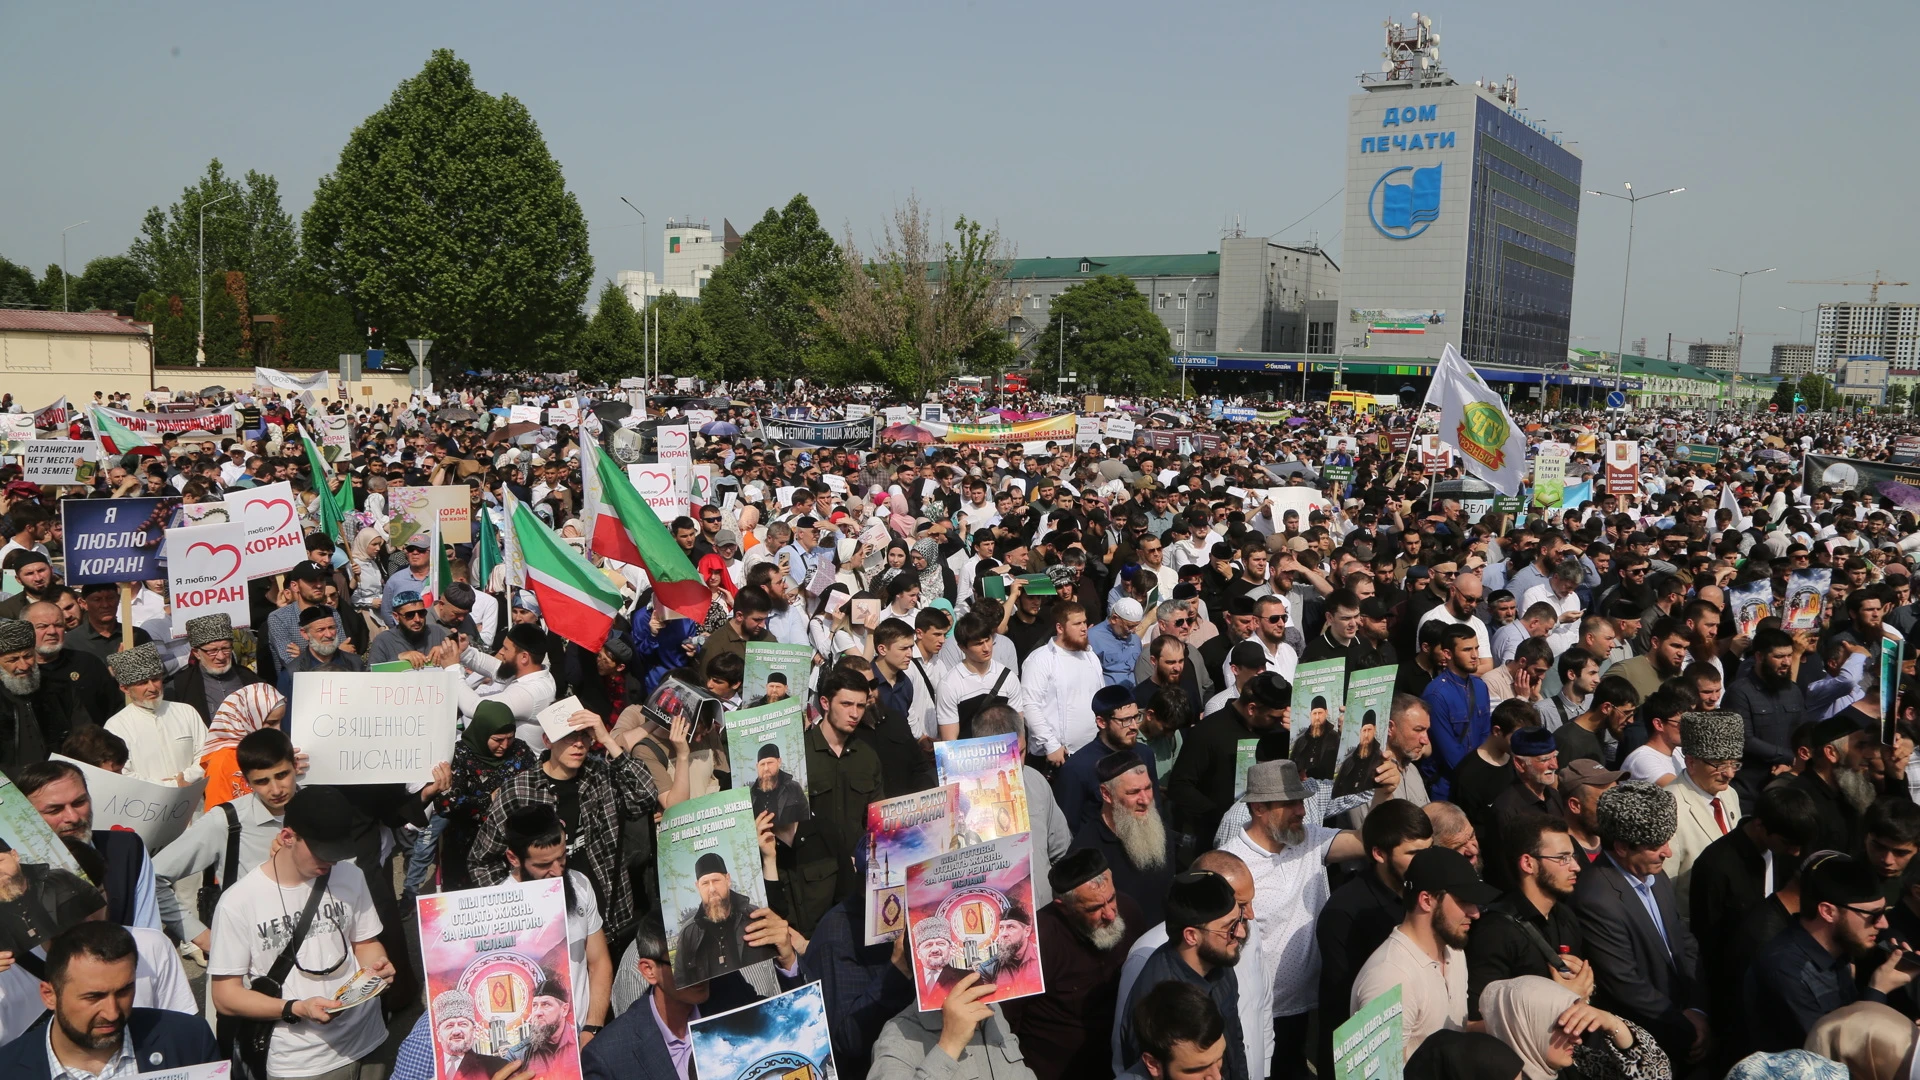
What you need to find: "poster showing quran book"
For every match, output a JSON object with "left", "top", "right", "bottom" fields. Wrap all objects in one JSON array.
[
  {"left": 1785, "top": 569, "right": 1830, "bottom": 630},
  {"left": 934, "top": 733, "right": 1030, "bottom": 844},
  {"left": 656, "top": 789, "right": 775, "bottom": 987},
  {"left": 689, "top": 981, "right": 836, "bottom": 1080},
  {"left": 864, "top": 785, "right": 958, "bottom": 945},
  {"left": 741, "top": 641, "right": 812, "bottom": 710},
  {"left": 1339, "top": 666, "right": 1399, "bottom": 772},
  {"left": 722, "top": 699, "right": 811, "bottom": 827},
  {"left": 905, "top": 832, "right": 1043, "bottom": 1013},
  {"left": 416, "top": 878, "right": 579, "bottom": 1080}
]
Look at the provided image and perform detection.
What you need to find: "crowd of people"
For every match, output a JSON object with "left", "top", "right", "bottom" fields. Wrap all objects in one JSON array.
[{"left": 0, "top": 376, "right": 1915, "bottom": 1080}]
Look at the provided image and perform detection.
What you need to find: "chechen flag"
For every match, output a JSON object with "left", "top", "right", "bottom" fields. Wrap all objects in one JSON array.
[
  {"left": 89, "top": 406, "right": 149, "bottom": 455},
  {"left": 587, "top": 444, "right": 709, "bottom": 623},
  {"left": 510, "top": 496, "right": 622, "bottom": 652}
]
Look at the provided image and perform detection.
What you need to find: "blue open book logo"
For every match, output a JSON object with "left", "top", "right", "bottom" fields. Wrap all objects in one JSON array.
[{"left": 1368, "top": 164, "right": 1443, "bottom": 239}]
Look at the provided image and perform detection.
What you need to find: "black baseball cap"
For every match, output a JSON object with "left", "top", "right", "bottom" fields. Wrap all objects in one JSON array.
[
  {"left": 283, "top": 788, "right": 359, "bottom": 864},
  {"left": 287, "top": 560, "right": 332, "bottom": 583},
  {"left": 1402, "top": 847, "right": 1501, "bottom": 905}
]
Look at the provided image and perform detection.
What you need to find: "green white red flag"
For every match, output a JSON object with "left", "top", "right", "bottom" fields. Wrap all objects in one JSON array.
[
  {"left": 588, "top": 444, "right": 709, "bottom": 623},
  {"left": 511, "top": 495, "right": 622, "bottom": 651}
]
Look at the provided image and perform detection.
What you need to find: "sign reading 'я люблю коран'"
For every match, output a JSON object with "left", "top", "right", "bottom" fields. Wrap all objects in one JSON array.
[{"left": 290, "top": 670, "right": 457, "bottom": 786}]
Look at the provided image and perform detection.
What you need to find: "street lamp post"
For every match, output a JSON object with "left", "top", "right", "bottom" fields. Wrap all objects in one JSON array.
[
  {"left": 1778, "top": 305, "right": 1815, "bottom": 346},
  {"left": 60, "top": 221, "right": 88, "bottom": 312},
  {"left": 1179, "top": 276, "right": 1197, "bottom": 399},
  {"left": 197, "top": 193, "right": 236, "bottom": 366},
  {"left": 1584, "top": 183, "right": 1684, "bottom": 393},
  {"left": 1712, "top": 266, "right": 1776, "bottom": 414},
  {"left": 619, "top": 197, "right": 648, "bottom": 383}
]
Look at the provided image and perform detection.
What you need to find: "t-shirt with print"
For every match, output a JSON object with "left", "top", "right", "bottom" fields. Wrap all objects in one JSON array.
[
  {"left": 207, "top": 860, "right": 386, "bottom": 1077},
  {"left": 563, "top": 870, "right": 603, "bottom": 1023}
]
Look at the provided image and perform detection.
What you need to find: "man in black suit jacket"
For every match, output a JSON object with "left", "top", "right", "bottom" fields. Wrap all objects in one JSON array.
[
  {"left": 1571, "top": 780, "right": 1710, "bottom": 1070},
  {"left": 0, "top": 922, "right": 219, "bottom": 1080},
  {"left": 165, "top": 613, "right": 265, "bottom": 727}
]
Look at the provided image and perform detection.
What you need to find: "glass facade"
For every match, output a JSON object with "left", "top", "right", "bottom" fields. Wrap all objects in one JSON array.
[{"left": 1461, "top": 97, "right": 1582, "bottom": 367}]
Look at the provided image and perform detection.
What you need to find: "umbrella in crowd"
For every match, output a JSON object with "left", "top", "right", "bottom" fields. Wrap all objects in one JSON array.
[
  {"left": 591, "top": 400, "right": 632, "bottom": 423},
  {"left": 1876, "top": 479, "right": 1920, "bottom": 511},
  {"left": 435, "top": 407, "right": 478, "bottom": 422},
  {"left": 700, "top": 421, "right": 740, "bottom": 436},
  {"left": 1264, "top": 461, "right": 1319, "bottom": 482}
]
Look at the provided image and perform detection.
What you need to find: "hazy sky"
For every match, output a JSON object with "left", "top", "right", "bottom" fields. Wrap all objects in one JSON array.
[{"left": 2, "top": 0, "right": 1911, "bottom": 373}]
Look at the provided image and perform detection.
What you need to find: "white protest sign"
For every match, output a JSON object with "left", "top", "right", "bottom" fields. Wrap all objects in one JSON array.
[
  {"left": 291, "top": 669, "right": 458, "bottom": 785},
  {"left": 1075, "top": 417, "right": 1103, "bottom": 447},
  {"left": 135, "top": 1060, "right": 229, "bottom": 1080},
  {"left": 1265, "top": 487, "right": 1334, "bottom": 523},
  {"left": 1105, "top": 417, "right": 1136, "bottom": 442},
  {"left": 883, "top": 407, "right": 914, "bottom": 426},
  {"left": 820, "top": 473, "right": 847, "bottom": 495},
  {"left": 656, "top": 424, "right": 692, "bottom": 464},
  {"left": 509, "top": 405, "right": 543, "bottom": 424},
  {"left": 628, "top": 462, "right": 692, "bottom": 522},
  {"left": 536, "top": 695, "right": 584, "bottom": 746},
  {"left": 21, "top": 439, "right": 95, "bottom": 484},
  {"left": 228, "top": 481, "right": 305, "bottom": 578},
  {"left": 689, "top": 463, "right": 716, "bottom": 507},
  {"left": 684, "top": 408, "right": 718, "bottom": 428},
  {"left": 548, "top": 405, "right": 580, "bottom": 428},
  {"left": 844, "top": 404, "right": 872, "bottom": 421},
  {"left": 0, "top": 416, "right": 35, "bottom": 441},
  {"left": 52, "top": 756, "right": 205, "bottom": 852},
  {"left": 166, "top": 519, "right": 251, "bottom": 638}
]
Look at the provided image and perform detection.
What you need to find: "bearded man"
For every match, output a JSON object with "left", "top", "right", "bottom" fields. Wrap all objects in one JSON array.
[
  {"left": 103, "top": 644, "right": 208, "bottom": 786},
  {"left": 1003, "top": 849, "right": 1147, "bottom": 1080},
  {"left": 429, "top": 989, "right": 511, "bottom": 1080},
  {"left": 166, "top": 614, "right": 263, "bottom": 726},
  {"left": 747, "top": 743, "right": 808, "bottom": 827},
  {"left": 523, "top": 979, "right": 579, "bottom": 1076},
  {"left": 672, "top": 852, "right": 773, "bottom": 987},
  {"left": 1070, "top": 751, "right": 1173, "bottom": 926},
  {"left": 275, "top": 607, "right": 367, "bottom": 696},
  {"left": 0, "top": 550, "right": 60, "bottom": 620},
  {"left": 28, "top": 601, "right": 117, "bottom": 732}
]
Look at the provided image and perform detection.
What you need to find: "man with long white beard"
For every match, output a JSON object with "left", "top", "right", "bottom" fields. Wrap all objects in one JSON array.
[
  {"left": 1070, "top": 751, "right": 1174, "bottom": 926},
  {"left": 165, "top": 614, "right": 263, "bottom": 726},
  {"left": 0, "top": 619, "right": 52, "bottom": 775},
  {"left": 27, "top": 601, "right": 118, "bottom": 730},
  {"left": 102, "top": 644, "right": 208, "bottom": 786},
  {"left": 275, "top": 607, "right": 367, "bottom": 696},
  {"left": 1003, "top": 849, "right": 1147, "bottom": 1080}
]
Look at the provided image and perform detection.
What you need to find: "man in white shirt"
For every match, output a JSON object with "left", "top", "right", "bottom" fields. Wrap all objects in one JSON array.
[
  {"left": 102, "top": 644, "right": 206, "bottom": 786},
  {"left": 935, "top": 611, "right": 1026, "bottom": 741},
  {"left": 1350, "top": 847, "right": 1499, "bottom": 1060},
  {"left": 438, "top": 624, "right": 558, "bottom": 751},
  {"left": 502, "top": 805, "right": 612, "bottom": 1034},
  {"left": 1414, "top": 571, "right": 1494, "bottom": 674},
  {"left": 154, "top": 728, "right": 301, "bottom": 953},
  {"left": 1022, "top": 601, "right": 1107, "bottom": 762},
  {"left": 1520, "top": 561, "right": 1588, "bottom": 656},
  {"left": 208, "top": 787, "right": 396, "bottom": 1080},
  {"left": 1621, "top": 690, "right": 1687, "bottom": 785}
]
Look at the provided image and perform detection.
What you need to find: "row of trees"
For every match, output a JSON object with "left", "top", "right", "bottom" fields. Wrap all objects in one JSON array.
[{"left": 4, "top": 48, "right": 1180, "bottom": 394}]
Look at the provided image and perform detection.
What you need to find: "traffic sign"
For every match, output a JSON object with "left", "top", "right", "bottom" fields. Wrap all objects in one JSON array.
[
  {"left": 1768, "top": 403, "right": 1779, "bottom": 413},
  {"left": 1796, "top": 404, "right": 1807, "bottom": 414},
  {"left": 1606, "top": 391, "right": 1626, "bottom": 409}
]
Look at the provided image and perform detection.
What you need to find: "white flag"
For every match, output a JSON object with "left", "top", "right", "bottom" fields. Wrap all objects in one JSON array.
[{"left": 1424, "top": 343, "right": 1529, "bottom": 495}]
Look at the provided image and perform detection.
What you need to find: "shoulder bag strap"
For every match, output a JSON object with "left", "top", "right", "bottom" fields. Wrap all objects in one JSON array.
[
  {"left": 265, "top": 870, "right": 332, "bottom": 988},
  {"left": 990, "top": 668, "right": 1010, "bottom": 697},
  {"left": 221, "top": 801, "right": 242, "bottom": 889}
]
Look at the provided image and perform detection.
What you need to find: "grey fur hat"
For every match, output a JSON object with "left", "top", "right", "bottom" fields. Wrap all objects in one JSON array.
[
  {"left": 105, "top": 643, "right": 164, "bottom": 686},
  {"left": 185, "top": 613, "right": 233, "bottom": 648},
  {"left": 1596, "top": 780, "right": 1677, "bottom": 849},
  {"left": 0, "top": 620, "right": 32, "bottom": 656},
  {"left": 1680, "top": 710, "right": 1745, "bottom": 763}
]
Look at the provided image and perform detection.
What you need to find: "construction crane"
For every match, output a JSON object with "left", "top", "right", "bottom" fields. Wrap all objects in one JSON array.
[{"left": 1787, "top": 271, "right": 1910, "bottom": 304}]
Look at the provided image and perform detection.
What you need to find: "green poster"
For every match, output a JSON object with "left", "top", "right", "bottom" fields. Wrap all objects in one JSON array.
[
  {"left": 1234, "top": 739, "right": 1259, "bottom": 800},
  {"left": 1293, "top": 659, "right": 1348, "bottom": 770},
  {"left": 1333, "top": 984, "right": 1404, "bottom": 1080},
  {"left": 1339, "top": 665, "right": 1399, "bottom": 776},
  {"left": 1881, "top": 636, "right": 1903, "bottom": 744},
  {"left": 742, "top": 641, "right": 813, "bottom": 709},
  {"left": 1531, "top": 452, "right": 1567, "bottom": 510}
]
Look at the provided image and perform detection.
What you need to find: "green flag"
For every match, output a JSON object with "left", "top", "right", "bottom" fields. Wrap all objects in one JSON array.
[
  {"left": 300, "top": 431, "right": 347, "bottom": 541},
  {"left": 472, "top": 503, "right": 502, "bottom": 592}
]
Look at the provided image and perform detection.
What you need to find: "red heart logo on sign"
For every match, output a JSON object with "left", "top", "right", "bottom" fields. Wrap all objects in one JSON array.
[
  {"left": 662, "top": 430, "right": 688, "bottom": 451},
  {"left": 245, "top": 497, "right": 295, "bottom": 532},
  {"left": 186, "top": 542, "right": 244, "bottom": 584},
  {"left": 634, "top": 470, "right": 674, "bottom": 498}
]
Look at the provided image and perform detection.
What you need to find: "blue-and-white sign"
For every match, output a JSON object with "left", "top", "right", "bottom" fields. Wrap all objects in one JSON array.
[
  {"left": 1606, "top": 391, "right": 1627, "bottom": 408},
  {"left": 1171, "top": 355, "right": 1219, "bottom": 368},
  {"left": 1369, "top": 163, "right": 1443, "bottom": 240},
  {"left": 61, "top": 497, "right": 171, "bottom": 585}
]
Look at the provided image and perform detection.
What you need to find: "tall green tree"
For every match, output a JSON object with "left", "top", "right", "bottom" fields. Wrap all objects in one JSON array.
[
  {"left": 698, "top": 194, "right": 841, "bottom": 382},
  {"left": 1032, "top": 275, "right": 1173, "bottom": 395},
  {"left": 73, "top": 256, "right": 155, "bottom": 316},
  {"left": 303, "top": 49, "right": 592, "bottom": 373},
  {"left": 35, "top": 265, "right": 74, "bottom": 313},
  {"left": 199, "top": 272, "right": 252, "bottom": 367},
  {"left": 134, "top": 292, "right": 196, "bottom": 367},
  {"left": 278, "top": 292, "right": 363, "bottom": 369},
  {"left": 129, "top": 159, "right": 301, "bottom": 313},
  {"left": 0, "top": 257, "right": 34, "bottom": 308},
  {"left": 649, "top": 292, "right": 711, "bottom": 378},
  {"left": 1796, "top": 373, "right": 1845, "bottom": 411},
  {"left": 573, "top": 282, "right": 645, "bottom": 381}
]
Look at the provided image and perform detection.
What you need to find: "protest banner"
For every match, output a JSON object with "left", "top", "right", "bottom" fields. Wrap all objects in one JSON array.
[
  {"left": 1531, "top": 449, "right": 1569, "bottom": 510},
  {"left": 30, "top": 396, "right": 68, "bottom": 429},
  {"left": 742, "top": 642, "right": 812, "bottom": 708},
  {"left": 1417, "top": 434, "right": 1451, "bottom": 471},
  {"left": 290, "top": 669, "right": 458, "bottom": 785},
  {"left": 905, "top": 832, "right": 1043, "bottom": 1012},
  {"left": 1104, "top": 417, "right": 1136, "bottom": 442},
  {"left": 690, "top": 982, "right": 837, "bottom": 1080},
  {"left": 166, "top": 519, "right": 251, "bottom": 637},
  {"left": 509, "top": 404, "right": 543, "bottom": 424},
  {"left": 627, "top": 461, "right": 691, "bottom": 522},
  {"left": 317, "top": 414, "right": 352, "bottom": 461},
  {"left": 1604, "top": 439, "right": 1641, "bottom": 495},
  {"left": 1785, "top": 569, "right": 1830, "bottom": 630},
  {"left": 21, "top": 439, "right": 95, "bottom": 485},
  {"left": 1332, "top": 985, "right": 1404, "bottom": 1080},
  {"left": 724, "top": 700, "right": 811, "bottom": 827},
  {"left": 1728, "top": 579, "right": 1773, "bottom": 638},
  {"left": 934, "top": 734, "right": 1030, "bottom": 843},
  {"left": 657, "top": 789, "right": 775, "bottom": 987},
  {"left": 417, "top": 878, "right": 579, "bottom": 1080},
  {"left": 99, "top": 405, "right": 237, "bottom": 435},
  {"left": 0, "top": 777, "right": 86, "bottom": 877},
  {"left": 253, "top": 367, "right": 331, "bottom": 396},
  {"left": 387, "top": 484, "right": 470, "bottom": 548},
  {"left": 1804, "top": 454, "right": 1920, "bottom": 500},
  {"left": 426, "top": 484, "right": 472, "bottom": 544},
  {"left": 226, "top": 481, "right": 306, "bottom": 578},
  {"left": 1074, "top": 416, "right": 1104, "bottom": 447},
  {"left": 866, "top": 786, "right": 957, "bottom": 944},
  {"left": 547, "top": 404, "right": 579, "bottom": 428},
  {"left": 52, "top": 755, "right": 206, "bottom": 852},
  {"left": 1340, "top": 666, "right": 1399, "bottom": 773},
  {"left": 762, "top": 415, "right": 876, "bottom": 449},
  {"left": 1294, "top": 656, "right": 1348, "bottom": 756},
  {"left": 656, "top": 423, "right": 693, "bottom": 463},
  {"left": 1326, "top": 435, "right": 1358, "bottom": 455},
  {"left": 61, "top": 496, "right": 171, "bottom": 585},
  {"left": 689, "top": 463, "right": 715, "bottom": 506}
]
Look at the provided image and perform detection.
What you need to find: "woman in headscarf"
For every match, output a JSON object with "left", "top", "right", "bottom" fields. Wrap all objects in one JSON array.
[
  {"left": 872, "top": 540, "right": 911, "bottom": 592},
  {"left": 348, "top": 527, "right": 389, "bottom": 636},
  {"left": 1478, "top": 975, "right": 1670, "bottom": 1080},
  {"left": 912, "top": 536, "right": 952, "bottom": 604},
  {"left": 435, "top": 699, "right": 538, "bottom": 891},
  {"left": 1804, "top": 1002, "right": 1918, "bottom": 1080},
  {"left": 1726, "top": 1051, "right": 1846, "bottom": 1080},
  {"left": 808, "top": 583, "right": 865, "bottom": 669},
  {"left": 1406, "top": 1030, "right": 1525, "bottom": 1080},
  {"left": 886, "top": 492, "right": 914, "bottom": 537},
  {"left": 200, "top": 684, "right": 289, "bottom": 811}
]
